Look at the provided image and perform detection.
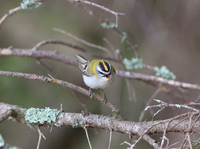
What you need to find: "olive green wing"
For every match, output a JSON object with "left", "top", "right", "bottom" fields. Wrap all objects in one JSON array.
[{"left": 75, "top": 54, "right": 91, "bottom": 76}]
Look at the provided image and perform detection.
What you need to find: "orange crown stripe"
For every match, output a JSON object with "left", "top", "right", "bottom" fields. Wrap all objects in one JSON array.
[{"left": 101, "top": 61, "right": 108, "bottom": 71}]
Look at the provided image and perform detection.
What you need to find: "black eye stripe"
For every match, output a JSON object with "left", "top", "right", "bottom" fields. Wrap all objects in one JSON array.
[{"left": 97, "top": 70, "right": 111, "bottom": 76}]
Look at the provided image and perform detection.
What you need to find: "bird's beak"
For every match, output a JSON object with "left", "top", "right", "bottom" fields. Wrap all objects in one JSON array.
[{"left": 106, "top": 76, "right": 110, "bottom": 80}]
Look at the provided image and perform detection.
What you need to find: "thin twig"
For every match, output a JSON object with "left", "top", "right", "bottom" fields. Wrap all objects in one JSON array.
[
  {"left": 153, "top": 99, "right": 199, "bottom": 112},
  {"left": 139, "top": 89, "right": 161, "bottom": 121},
  {"left": 132, "top": 126, "right": 154, "bottom": 148},
  {"left": 120, "top": 141, "right": 132, "bottom": 147},
  {"left": 0, "top": 6, "right": 22, "bottom": 28},
  {"left": 187, "top": 132, "right": 192, "bottom": 149},
  {"left": 179, "top": 134, "right": 188, "bottom": 149},
  {"left": 75, "top": 0, "right": 125, "bottom": 28},
  {"left": 54, "top": 28, "right": 112, "bottom": 55},
  {"left": 31, "top": 40, "right": 119, "bottom": 61},
  {"left": 37, "top": 58, "right": 89, "bottom": 114},
  {"left": 74, "top": 2, "right": 139, "bottom": 58},
  {"left": 36, "top": 127, "right": 46, "bottom": 149},
  {"left": 71, "top": 90, "right": 89, "bottom": 114},
  {"left": 152, "top": 106, "right": 166, "bottom": 121},
  {"left": 84, "top": 127, "right": 93, "bottom": 149},
  {"left": 103, "top": 38, "right": 117, "bottom": 57},
  {"left": 160, "top": 121, "right": 170, "bottom": 149},
  {"left": 167, "top": 140, "right": 184, "bottom": 149},
  {"left": 125, "top": 79, "right": 137, "bottom": 102},
  {"left": 108, "top": 129, "right": 112, "bottom": 149}
]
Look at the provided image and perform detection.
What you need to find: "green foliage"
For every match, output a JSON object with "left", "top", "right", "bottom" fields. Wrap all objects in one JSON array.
[
  {"left": 25, "top": 107, "right": 61, "bottom": 124},
  {"left": 191, "top": 138, "right": 200, "bottom": 149},
  {"left": 123, "top": 58, "right": 143, "bottom": 70},
  {"left": 101, "top": 23, "right": 116, "bottom": 29},
  {"left": 154, "top": 66, "right": 176, "bottom": 80},
  {"left": 21, "top": 0, "right": 42, "bottom": 9}
]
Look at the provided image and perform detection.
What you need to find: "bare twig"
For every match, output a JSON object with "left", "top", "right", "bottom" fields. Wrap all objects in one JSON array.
[
  {"left": 71, "top": 90, "right": 89, "bottom": 114},
  {"left": 0, "top": 6, "right": 22, "bottom": 28},
  {"left": 160, "top": 121, "right": 170, "bottom": 149},
  {"left": 167, "top": 140, "right": 184, "bottom": 149},
  {"left": 120, "top": 141, "right": 132, "bottom": 147},
  {"left": 142, "top": 134, "right": 160, "bottom": 149},
  {"left": 54, "top": 28, "right": 112, "bottom": 56},
  {"left": 125, "top": 79, "right": 137, "bottom": 102},
  {"left": 179, "top": 134, "right": 188, "bottom": 149},
  {"left": 139, "top": 89, "right": 161, "bottom": 121},
  {"left": 145, "top": 99, "right": 200, "bottom": 121},
  {"left": 187, "top": 132, "right": 192, "bottom": 149},
  {"left": 73, "top": 2, "right": 139, "bottom": 58},
  {"left": 153, "top": 99, "right": 199, "bottom": 112},
  {"left": 74, "top": 0, "right": 125, "bottom": 28},
  {"left": 103, "top": 38, "right": 116, "bottom": 57},
  {"left": 108, "top": 129, "right": 112, "bottom": 149},
  {"left": 37, "top": 58, "right": 89, "bottom": 113},
  {"left": 36, "top": 127, "right": 46, "bottom": 149},
  {"left": 31, "top": 40, "right": 119, "bottom": 61},
  {"left": 84, "top": 127, "right": 93, "bottom": 149}
]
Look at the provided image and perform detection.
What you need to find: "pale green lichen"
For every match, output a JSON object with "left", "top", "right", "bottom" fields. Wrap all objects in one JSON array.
[
  {"left": 123, "top": 58, "right": 143, "bottom": 70},
  {"left": 154, "top": 66, "right": 176, "bottom": 80},
  {"left": 71, "top": 119, "right": 85, "bottom": 128},
  {"left": 121, "top": 32, "right": 127, "bottom": 43},
  {"left": 144, "top": 106, "right": 150, "bottom": 111},
  {"left": 21, "top": 0, "right": 42, "bottom": 9},
  {"left": 175, "top": 104, "right": 181, "bottom": 108},
  {"left": 0, "top": 134, "right": 20, "bottom": 149},
  {"left": 0, "top": 134, "right": 5, "bottom": 147},
  {"left": 25, "top": 107, "right": 61, "bottom": 124},
  {"left": 101, "top": 23, "right": 116, "bottom": 29}
]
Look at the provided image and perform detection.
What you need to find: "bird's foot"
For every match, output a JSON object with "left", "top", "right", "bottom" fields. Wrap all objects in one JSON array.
[{"left": 89, "top": 88, "right": 93, "bottom": 98}]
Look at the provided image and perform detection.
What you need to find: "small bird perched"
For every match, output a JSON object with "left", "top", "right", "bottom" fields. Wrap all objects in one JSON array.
[{"left": 75, "top": 54, "right": 116, "bottom": 102}]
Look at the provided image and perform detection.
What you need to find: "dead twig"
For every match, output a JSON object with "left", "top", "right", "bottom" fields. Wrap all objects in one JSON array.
[
  {"left": 74, "top": 0, "right": 124, "bottom": 28},
  {"left": 0, "top": 6, "right": 22, "bottom": 28},
  {"left": 54, "top": 28, "right": 113, "bottom": 56}
]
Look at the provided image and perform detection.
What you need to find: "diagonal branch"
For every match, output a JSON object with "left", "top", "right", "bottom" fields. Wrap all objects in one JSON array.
[
  {"left": 0, "top": 6, "right": 22, "bottom": 28},
  {"left": 0, "top": 70, "right": 123, "bottom": 120}
]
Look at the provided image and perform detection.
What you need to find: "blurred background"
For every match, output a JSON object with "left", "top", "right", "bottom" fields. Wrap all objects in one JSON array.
[{"left": 1, "top": 0, "right": 200, "bottom": 148}]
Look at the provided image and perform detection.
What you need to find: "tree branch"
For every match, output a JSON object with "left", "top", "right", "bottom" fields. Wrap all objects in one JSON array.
[
  {"left": 0, "top": 6, "right": 22, "bottom": 28},
  {"left": 0, "top": 70, "right": 123, "bottom": 120},
  {"left": 1, "top": 48, "right": 200, "bottom": 91},
  {"left": 1, "top": 102, "right": 200, "bottom": 148}
]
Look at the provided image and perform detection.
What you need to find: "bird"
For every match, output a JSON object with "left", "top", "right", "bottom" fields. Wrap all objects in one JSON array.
[{"left": 75, "top": 54, "right": 116, "bottom": 103}]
